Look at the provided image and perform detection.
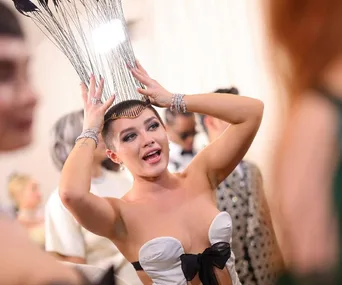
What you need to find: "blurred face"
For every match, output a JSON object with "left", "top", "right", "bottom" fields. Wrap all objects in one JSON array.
[
  {"left": 20, "top": 180, "right": 42, "bottom": 209},
  {"left": 107, "top": 108, "right": 169, "bottom": 178},
  {"left": 0, "top": 37, "right": 37, "bottom": 151},
  {"left": 167, "top": 115, "right": 197, "bottom": 151}
]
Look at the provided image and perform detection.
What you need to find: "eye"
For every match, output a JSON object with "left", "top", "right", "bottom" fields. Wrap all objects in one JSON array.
[
  {"left": 123, "top": 133, "right": 137, "bottom": 142},
  {"left": 148, "top": 122, "right": 160, "bottom": 131},
  {"left": 0, "top": 61, "right": 15, "bottom": 82}
]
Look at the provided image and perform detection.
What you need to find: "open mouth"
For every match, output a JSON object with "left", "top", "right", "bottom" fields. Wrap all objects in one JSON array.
[
  {"left": 15, "top": 119, "right": 33, "bottom": 130},
  {"left": 143, "top": 149, "right": 161, "bottom": 163}
]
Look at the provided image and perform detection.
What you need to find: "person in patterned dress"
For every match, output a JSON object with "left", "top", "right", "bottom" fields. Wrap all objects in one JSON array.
[{"left": 200, "top": 87, "right": 283, "bottom": 285}]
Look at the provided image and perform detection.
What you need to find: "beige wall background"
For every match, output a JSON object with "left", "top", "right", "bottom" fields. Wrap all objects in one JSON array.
[{"left": 0, "top": 0, "right": 282, "bottom": 206}]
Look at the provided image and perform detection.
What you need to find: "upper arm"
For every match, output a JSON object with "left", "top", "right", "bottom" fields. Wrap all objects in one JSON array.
[
  {"left": 273, "top": 94, "right": 338, "bottom": 268},
  {"left": 59, "top": 190, "right": 123, "bottom": 239},
  {"left": 45, "top": 192, "right": 86, "bottom": 257},
  {"left": 191, "top": 108, "right": 263, "bottom": 188}
]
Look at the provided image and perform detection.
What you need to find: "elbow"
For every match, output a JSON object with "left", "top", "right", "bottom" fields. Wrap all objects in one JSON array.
[
  {"left": 253, "top": 99, "right": 264, "bottom": 124},
  {"left": 58, "top": 187, "right": 82, "bottom": 208}
]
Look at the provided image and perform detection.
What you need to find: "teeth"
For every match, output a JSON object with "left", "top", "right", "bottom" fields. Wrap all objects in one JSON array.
[
  {"left": 147, "top": 150, "right": 158, "bottom": 156},
  {"left": 144, "top": 150, "right": 159, "bottom": 159}
]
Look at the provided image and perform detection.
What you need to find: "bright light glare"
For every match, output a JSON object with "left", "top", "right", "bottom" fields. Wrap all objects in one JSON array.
[{"left": 92, "top": 19, "right": 126, "bottom": 53}]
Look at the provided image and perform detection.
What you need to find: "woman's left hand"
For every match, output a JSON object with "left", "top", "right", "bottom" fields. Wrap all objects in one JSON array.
[{"left": 130, "top": 61, "right": 172, "bottom": 108}]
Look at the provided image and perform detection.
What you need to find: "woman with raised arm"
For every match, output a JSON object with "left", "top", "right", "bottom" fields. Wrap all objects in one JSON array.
[{"left": 59, "top": 62, "right": 263, "bottom": 285}]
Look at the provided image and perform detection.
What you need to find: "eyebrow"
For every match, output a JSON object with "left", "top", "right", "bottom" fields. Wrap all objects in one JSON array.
[
  {"left": 0, "top": 56, "right": 30, "bottom": 66},
  {"left": 0, "top": 51, "right": 30, "bottom": 61},
  {"left": 119, "top": 116, "right": 157, "bottom": 136}
]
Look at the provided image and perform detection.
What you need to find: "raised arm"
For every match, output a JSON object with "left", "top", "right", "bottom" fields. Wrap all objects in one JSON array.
[
  {"left": 131, "top": 62, "right": 263, "bottom": 188},
  {"left": 59, "top": 76, "right": 119, "bottom": 239},
  {"left": 183, "top": 92, "right": 263, "bottom": 187}
]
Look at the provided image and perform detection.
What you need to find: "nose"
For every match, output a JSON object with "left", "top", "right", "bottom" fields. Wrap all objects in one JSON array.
[
  {"left": 141, "top": 131, "right": 155, "bottom": 148},
  {"left": 18, "top": 84, "right": 38, "bottom": 110}
]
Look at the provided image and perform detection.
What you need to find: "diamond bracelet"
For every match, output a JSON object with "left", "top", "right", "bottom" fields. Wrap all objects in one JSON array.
[{"left": 75, "top": 129, "right": 99, "bottom": 148}]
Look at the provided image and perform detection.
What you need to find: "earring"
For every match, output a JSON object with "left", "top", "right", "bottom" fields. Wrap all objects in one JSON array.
[{"left": 119, "top": 162, "right": 124, "bottom": 171}]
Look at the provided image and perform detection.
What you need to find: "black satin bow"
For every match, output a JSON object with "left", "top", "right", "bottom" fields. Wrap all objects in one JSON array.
[
  {"left": 180, "top": 242, "right": 231, "bottom": 285},
  {"left": 181, "top": 150, "right": 194, "bottom": 156}
]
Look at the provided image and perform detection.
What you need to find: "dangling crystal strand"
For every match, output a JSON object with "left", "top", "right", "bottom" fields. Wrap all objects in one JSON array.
[{"left": 13, "top": 0, "right": 149, "bottom": 106}]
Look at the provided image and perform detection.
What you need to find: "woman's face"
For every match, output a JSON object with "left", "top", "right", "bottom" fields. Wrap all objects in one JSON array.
[
  {"left": 0, "top": 37, "right": 37, "bottom": 151},
  {"left": 109, "top": 108, "right": 169, "bottom": 178}
]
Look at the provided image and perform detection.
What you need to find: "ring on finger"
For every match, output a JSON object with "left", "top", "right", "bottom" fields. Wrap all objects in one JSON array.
[{"left": 91, "top": 97, "right": 102, "bottom": 105}]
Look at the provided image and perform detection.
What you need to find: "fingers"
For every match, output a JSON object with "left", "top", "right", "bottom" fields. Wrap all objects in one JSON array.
[
  {"left": 136, "top": 60, "right": 148, "bottom": 76},
  {"left": 102, "top": 95, "right": 115, "bottom": 110},
  {"left": 89, "top": 74, "right": 96, "bottom": 98},
  {"left": 137, "top": 87, "right": 152, "bottom": 97},
  {"left": 95, "top": 78, "right": 104, "bottom": 99},
  {"left": 84, "top": 76, "right": 104, "bottom": 105},
  {"left": 80, "top": 82, "right": 88, "bottom": 103},
  {"left": 131, "top": 68, "right": 151, "bottom": 86}
]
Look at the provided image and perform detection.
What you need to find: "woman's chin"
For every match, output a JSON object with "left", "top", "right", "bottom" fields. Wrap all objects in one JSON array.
[{"left": 139, "top": 163, "right": 168, "bottom": 179}]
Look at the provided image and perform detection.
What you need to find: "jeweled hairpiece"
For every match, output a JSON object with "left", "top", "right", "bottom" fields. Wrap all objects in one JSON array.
[
  {"left": 13, "top": 0, "right": 148, "bottom": 106},
  {"left": 104, "top": 99, "right": 151, "bottom": 123}
]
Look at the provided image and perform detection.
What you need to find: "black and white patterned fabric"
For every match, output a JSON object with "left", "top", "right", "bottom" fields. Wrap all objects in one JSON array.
[{"left": 216, "top": 161, "right": 281, "bottom": 285}]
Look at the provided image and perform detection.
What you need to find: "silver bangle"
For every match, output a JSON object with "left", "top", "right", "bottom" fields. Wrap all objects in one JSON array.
[
  {"left": 170, "top": 93, "right": 186, "bottom": 113},
  {"left": 75, "top": 129, "right": 99, "bottom": 148}
]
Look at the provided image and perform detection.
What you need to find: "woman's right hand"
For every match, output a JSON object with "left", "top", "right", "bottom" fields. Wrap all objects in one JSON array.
[
  {"left": 81, "top": 75, "right": 115, "bottom": 132},
  {"left": 130, "top": 61, "right": 172, "bottom": 108}
]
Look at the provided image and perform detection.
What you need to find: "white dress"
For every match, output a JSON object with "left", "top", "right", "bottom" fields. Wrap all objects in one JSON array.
[{"left": 133, "top": 212, "right": 241, "bottom": 285}]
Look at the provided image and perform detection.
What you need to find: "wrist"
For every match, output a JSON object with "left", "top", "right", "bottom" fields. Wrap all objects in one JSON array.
[
  {"left": 75, "top": 129, "right": 99, "bottom": 148},
  {"left": 170, "top": 93, "right": 187, "bottom": 113},
  {"left": 164, "top": 92, "right": 173, "bottom": 108},
  {"left": 82, "top": 126, "right": 100, "bottom": 134}
]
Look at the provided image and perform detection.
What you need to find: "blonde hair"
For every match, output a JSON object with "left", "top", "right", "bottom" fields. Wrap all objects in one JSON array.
[{"left": 8, "top": 173, "right": 31, "bottom": 207}]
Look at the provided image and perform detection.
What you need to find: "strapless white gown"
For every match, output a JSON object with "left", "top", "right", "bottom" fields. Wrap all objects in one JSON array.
[{"left": 135, "top": 212, "right": 241, "bottom": 285}]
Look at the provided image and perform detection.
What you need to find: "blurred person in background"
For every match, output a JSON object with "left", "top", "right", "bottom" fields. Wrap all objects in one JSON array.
[
  {"left": 0, "top": 3, "right": 100, "bottom": 284},
  {"left": 266, "top": 0, "right": 342, "bottom": 284},
  {"left": 165, "top": 109, "right": 198, "bottom": 172},
  {"left": 8, "top": 173, "right": 45, "bottom": 248}
]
